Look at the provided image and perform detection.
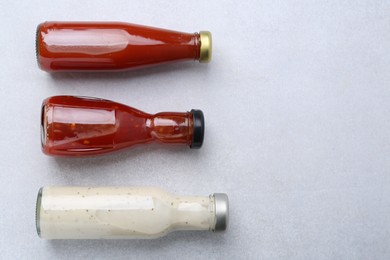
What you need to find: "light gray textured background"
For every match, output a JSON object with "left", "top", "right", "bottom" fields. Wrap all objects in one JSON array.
[{"left": 1, "top": 1, "right": 390, "bottom": 259}]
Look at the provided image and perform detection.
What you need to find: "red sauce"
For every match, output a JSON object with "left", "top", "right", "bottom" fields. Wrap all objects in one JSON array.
[
  {"left": 36, "top": 22, "right": 201, "bottom": 71},
  {"left": 41, "top": 96, "right": 203, "bottom": 157}
]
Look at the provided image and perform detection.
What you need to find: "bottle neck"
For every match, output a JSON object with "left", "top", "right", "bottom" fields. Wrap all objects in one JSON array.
[
  {"left": 148, "top": 112, "right": 193, "bottom": 146},
  {"left": 170, "top": 195, "right": 215, "bottom": 231},
  {"left": 193, "top": 33, "right": 201, "bottom": 60}
]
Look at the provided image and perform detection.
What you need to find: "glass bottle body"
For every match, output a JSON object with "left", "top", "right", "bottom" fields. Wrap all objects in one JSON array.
[
  {"left": 41, "top": 96, "right": 204, "bottom": 157},
  {"left": 36, "top": 186, "right": 228, "bottom": 239},
  {"left": 36, "top": 22, "right": 211, "bottom": 72}
]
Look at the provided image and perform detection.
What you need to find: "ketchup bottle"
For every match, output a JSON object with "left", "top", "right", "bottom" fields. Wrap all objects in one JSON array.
[
  {"left": 36, "top": 21, "right": 212, "bottom": 72},
  {"left": 41, "top": 96, "right": 204, "bottom": 157}
]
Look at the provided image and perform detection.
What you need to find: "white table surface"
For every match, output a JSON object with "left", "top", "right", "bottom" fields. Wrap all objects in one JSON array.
[{"left": 1, "top": 1, "right": 389, "bottom": 259}]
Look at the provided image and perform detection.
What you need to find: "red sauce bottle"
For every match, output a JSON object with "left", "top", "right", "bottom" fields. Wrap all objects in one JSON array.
[
  {"left": 41, "top": 96, "right": 204, "bottom": 157},
  {"left": 36, "top": 22, "right": 212, "bottom": 72}
]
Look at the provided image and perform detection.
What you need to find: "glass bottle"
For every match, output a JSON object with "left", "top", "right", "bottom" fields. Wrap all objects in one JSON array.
[
  {"left": 41, "top": 96, "right": 204, "bottom": 157},
  {"left": 36, "top": 21, "right": 212, "bottom": 72},
  {"left": 36, "top": 186, "right": 228, "bottom": 239}
]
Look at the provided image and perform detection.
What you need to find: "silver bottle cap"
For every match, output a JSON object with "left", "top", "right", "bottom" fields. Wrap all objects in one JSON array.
[{"left": 213, "top": 193, "right": 229, "bottom": 231}]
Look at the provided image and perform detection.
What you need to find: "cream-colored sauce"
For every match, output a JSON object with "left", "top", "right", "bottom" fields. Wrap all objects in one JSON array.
[{"left": 37, "top": 187, "right": 215, "bottom": 239}]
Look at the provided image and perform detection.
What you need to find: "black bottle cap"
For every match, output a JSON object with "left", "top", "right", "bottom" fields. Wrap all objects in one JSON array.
[{"left": 190, "top": 109, "right": 204, "bottom": 149}]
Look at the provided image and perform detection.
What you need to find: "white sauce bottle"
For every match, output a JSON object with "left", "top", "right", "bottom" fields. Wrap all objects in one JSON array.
[{"left": 36, "top": 187, "right": 228, "bottom": 239}]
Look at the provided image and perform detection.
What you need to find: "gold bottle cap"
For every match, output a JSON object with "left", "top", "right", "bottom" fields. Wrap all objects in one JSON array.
[{"left": 199, "top": 31, "right": 212, "bottom": 63}]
